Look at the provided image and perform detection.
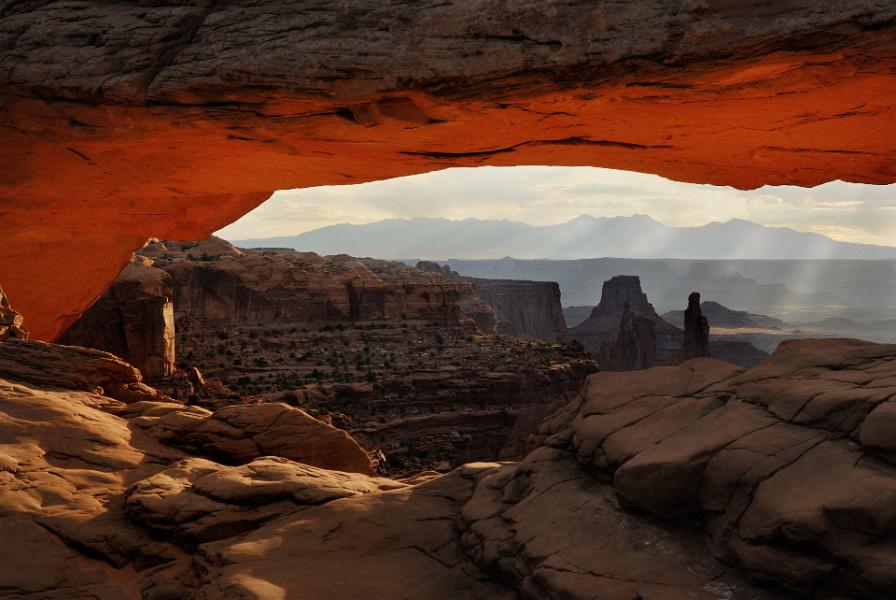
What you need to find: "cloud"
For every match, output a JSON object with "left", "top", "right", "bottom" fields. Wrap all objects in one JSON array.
[{"left": 216, "top": 167, "right": 896, "bottom": 245}]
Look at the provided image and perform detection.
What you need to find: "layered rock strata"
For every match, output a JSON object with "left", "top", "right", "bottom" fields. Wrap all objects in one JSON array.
[
  {"left": 62, "top": 239, "right": 597, "bottom": 475},
  {"left": 537, "top": 338, "right": 896, "bottom": 598},
  {"left": 416, "top": 261, "right": 567, "bottom": 341},
  {"left": 144, "top": 238, "right": 477, "bottom": 328},
  {"left": 258, "top": 346, "right": 596, "bottom": 477},
  {"left": 469, "top": 278, "right": 568, "bottom": 341},
  {"left": 3, "top": 3, "right": 895, "bottom": 339}
]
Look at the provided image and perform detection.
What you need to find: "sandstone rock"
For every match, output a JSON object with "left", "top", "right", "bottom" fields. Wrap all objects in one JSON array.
[
  {"left": 133, "top": 401, "right": 377, "bottom": 475},
  {"left": 0, "top": 337, "right": 163, "bottom": 404},
  {"left": 175, "top": 467, "right": 514, "bottom": 600},
  {"left": 470, "top": 278, "right": 568, "bottom": 341},
  {"left": 596, "top": 302, "right": 657, "bottom": 371},
  {"left": 570, "top": 275, "right": 679, "bottom": 359},
  {"left": 3, "top": 329, "right": 896, "bottom": 598},
  {"left": 416, "top": 261, "right": 567, "bottom": 340},
  {"left": 0, "top": 284, "right": 28, "bottom": 339},
  {"left": 458, "top": 292, "right": 499, "bottom": 334},
  {"left": 150, "top": 238, "right": 477, "bottom": 327},
  {"left": 254, "top": 348, "right": 596, "bottom": 477},
  {"left": 0, "top": 351, "right": 184, "bottom": 597},
  {"left": 554, "top": 338, "right": 896, "bottom": 598},
  {"left": 60, "top": 255, "right": 176, "bottom": 380},
  {"left": 460, "top": 448, "right": 780, "bottom": 600},
  {"left": 126, "top": 456, "right": 404, "bottom": 546},
  {"left": 682, "top": 291, "right": 711, "bottom": 360},
  {"left": 70, "top": 238, "right": 595, "bottom": 476},
  {"left": 416, "top": 261, "right": 455, "bottom": 277},
  {"left": 2, "top": 3, "right": 895, "bottom": 340}
]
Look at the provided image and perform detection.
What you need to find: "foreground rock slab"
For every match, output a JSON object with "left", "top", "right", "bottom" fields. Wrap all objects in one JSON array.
[
  {"left": 1, "top": 334, "right": 894, "bottom": 599},
  {"left": 555, "top": 338, "right": 896, "bottom": 598}
]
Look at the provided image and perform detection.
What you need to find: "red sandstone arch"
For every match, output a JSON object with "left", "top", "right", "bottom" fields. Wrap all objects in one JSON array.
[{"left": 1, "top": 2, "right": 895, "bottom": 340}]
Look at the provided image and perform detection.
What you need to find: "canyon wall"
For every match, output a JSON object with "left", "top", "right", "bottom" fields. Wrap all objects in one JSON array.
[
  {"left": 144, "top": 239, "right": 477, "bottom": 328},
  {"left": 2, "top": 2, "right": 895, "bottom": 338},
  {"left": 416, "top": 262, "right": 566, "bottom": 341},
  {"left": 470, "top": 279, "right": 567, "bottom": 342},
  {"left": 61, "top": 239, "right": 597, "bottom": 474},
  {"left": 4, "top": 313, "right": 896, "bottom": 599}
]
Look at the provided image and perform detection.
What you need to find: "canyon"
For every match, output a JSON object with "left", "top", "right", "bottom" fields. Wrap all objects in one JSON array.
[
  {"left": 62, "top": 238, "right": 596, "bottom": 476},
  {"left": 417, "top": 261, "right": 568, "bottom": 341},
  {"left": 1, "top": 3, "right": 896, "bottom": 599},
  {"left": 3, "top": 293, "right": 896, "bottom": 599}
]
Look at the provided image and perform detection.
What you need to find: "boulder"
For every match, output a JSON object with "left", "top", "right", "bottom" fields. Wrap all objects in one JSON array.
[
  {"left": 132, "top": 401, "right": 377, "bottom": 475},
  {"left": 126, "top": 456, "right": 404, "bottom": 546}
]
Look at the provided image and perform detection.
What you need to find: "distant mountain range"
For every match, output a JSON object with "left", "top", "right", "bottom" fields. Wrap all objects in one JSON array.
[{"left": 230, "top": 215, "right": 896, "bottom": 260}]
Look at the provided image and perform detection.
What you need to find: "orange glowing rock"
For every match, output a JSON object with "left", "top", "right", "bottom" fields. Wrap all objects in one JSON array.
[{"left": 1, "top": 2, "right": 894, "bottom": 339}]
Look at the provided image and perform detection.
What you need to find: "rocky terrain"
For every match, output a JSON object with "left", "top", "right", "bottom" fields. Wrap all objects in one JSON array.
[
  {"left": 63, "top": 238, "right": 596, "bottom": 476},
  {"left": 1, "top": 4, "right": 894, "bottom": 599},
  {"left": 682, "top": 292, "right": 712, "bottom": 361},
  {"left": 4, "top": 289, "right": 896, "bottom": 598}
]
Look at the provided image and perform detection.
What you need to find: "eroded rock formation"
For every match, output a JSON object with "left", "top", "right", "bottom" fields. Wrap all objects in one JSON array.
[
  {"left": 61, "top": 239, "right": 596, "bottom": 475},
  {"left": 143, "top": 238, "right": 477, "bottom": 328},
  {"left": 570, "top": 275, "right": 680, "bottom": 360},
  {"left": 0, "top": 284, "right": 27, "bottom": 339},
  {"left": 59, "top": 255, "right": 176, "bottom": 380},
  {"left": 682, "top": 291, "right": 712, "bottom": 360},
  {"left": 546, "top": 339, "right": 896, "bottom": 598},
  {"left": 3, "top": 329, "right": 894, "bottom": 599},
  {"left": 416, "top": 261, "right": 567, "bottom": 341},
  {"left": 596, "top": 303, "right": 657, "bottom": 371},
  {"left": 2, "top": 3, "right": 895, "bottom": 338},
  {"left": 126, "top": 401, "right": 377, "bottom": 475}
]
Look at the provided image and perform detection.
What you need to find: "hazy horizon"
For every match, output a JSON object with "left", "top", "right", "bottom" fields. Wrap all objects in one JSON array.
[
  {"left": 215, "top": 166, "right": 896, "bottom": 246},
  {"left": 224, "top": 213, "right": 896, "bottom": 251}
]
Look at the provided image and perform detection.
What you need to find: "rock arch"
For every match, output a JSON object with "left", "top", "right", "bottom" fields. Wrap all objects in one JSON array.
[{"left": 1, "top": 1, "right": 895, "bottom": 339}]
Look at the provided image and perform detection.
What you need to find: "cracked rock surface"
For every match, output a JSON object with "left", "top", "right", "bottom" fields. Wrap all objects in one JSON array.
[
  {"left": 126, "top": 400, "right": 377, "bottom": 475},
  {"left": 1, "top": 334, "right": 895, "bottom": 598},
  {"left": 551, "top": 338, "right": 896, "bottom": 598}
]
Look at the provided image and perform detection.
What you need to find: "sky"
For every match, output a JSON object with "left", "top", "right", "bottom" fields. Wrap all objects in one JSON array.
[{"left": 216, "top": 166, "right": 896, "bottom": 246}]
